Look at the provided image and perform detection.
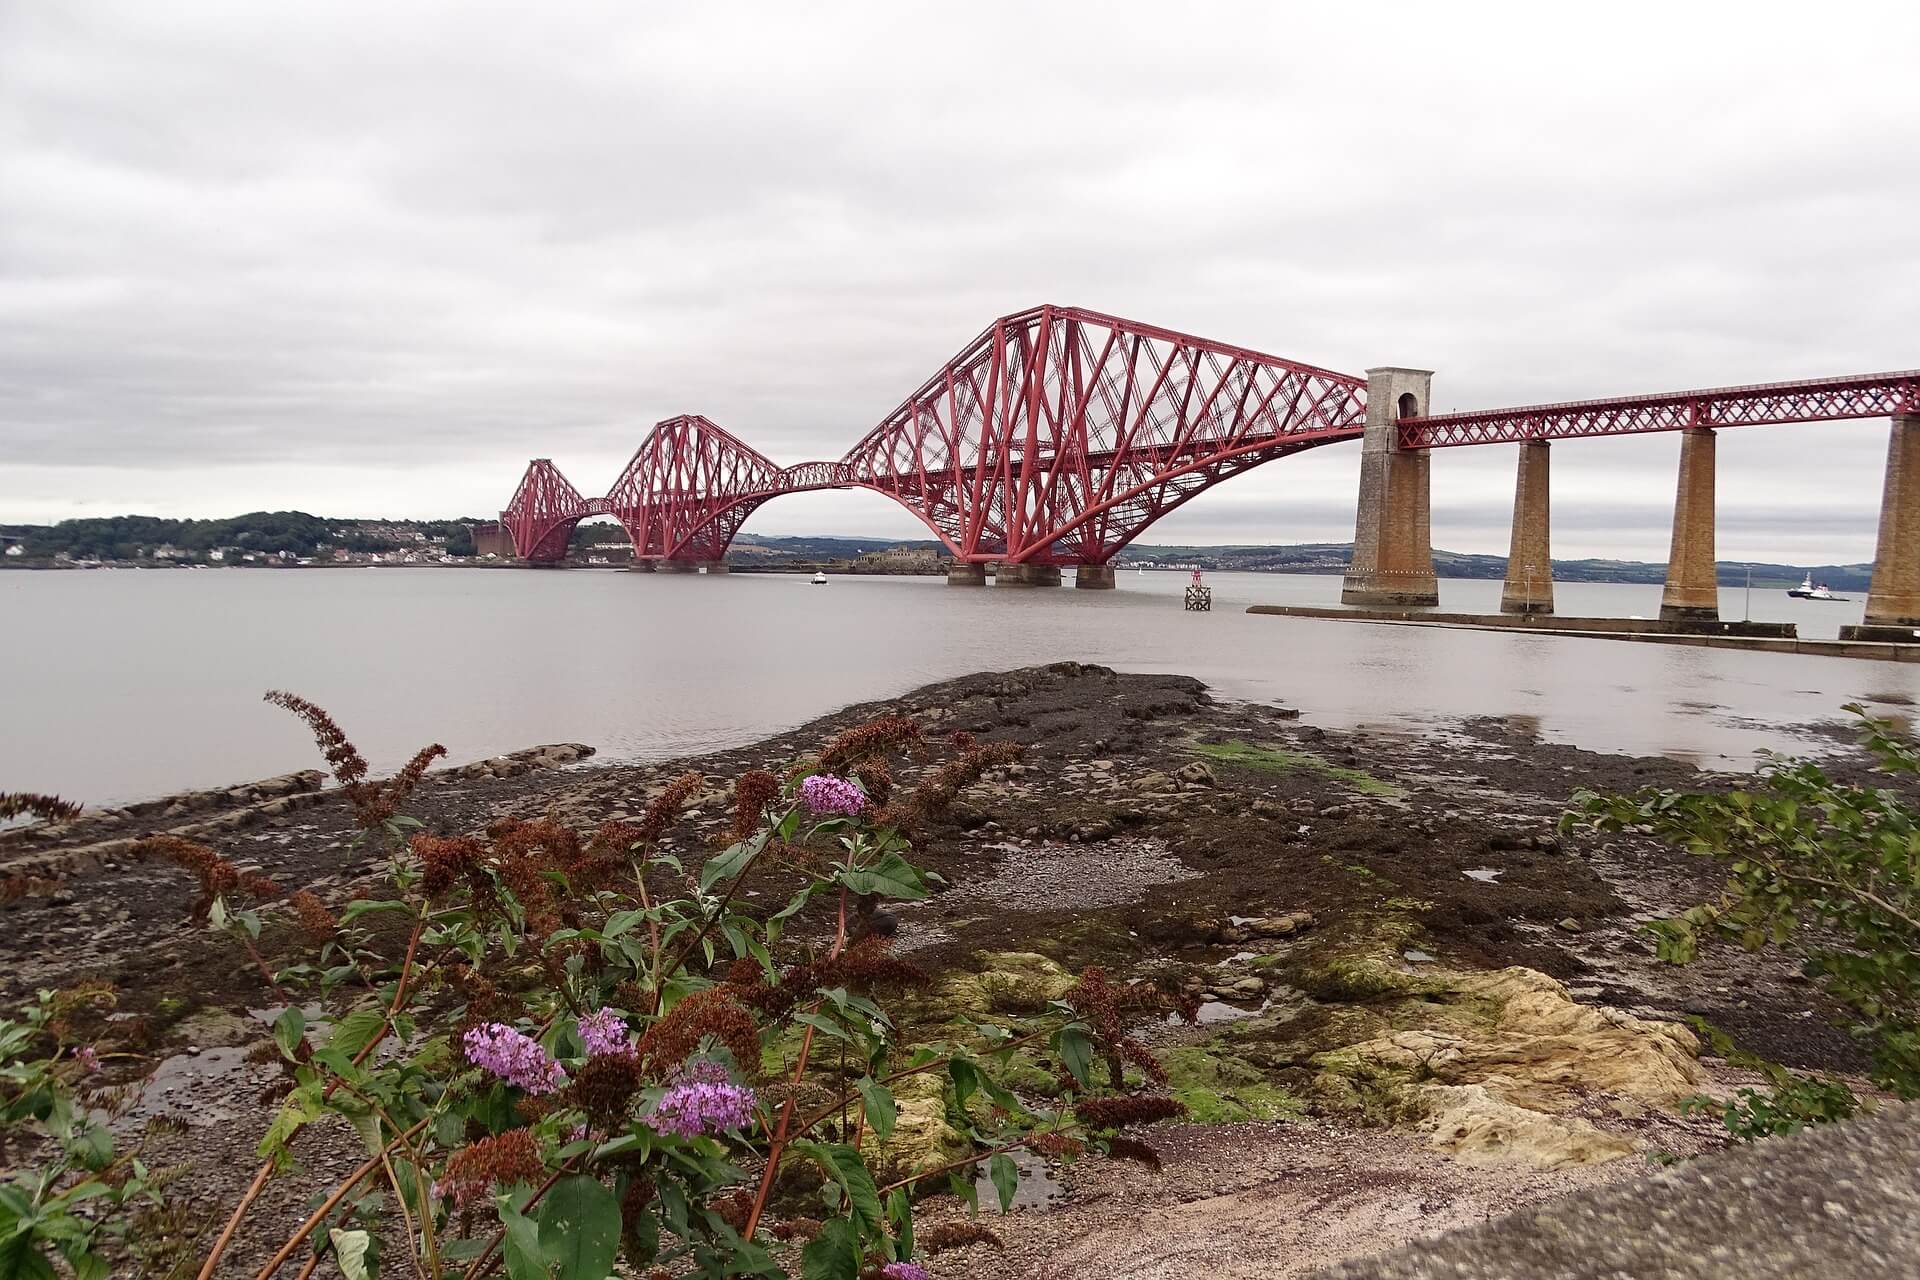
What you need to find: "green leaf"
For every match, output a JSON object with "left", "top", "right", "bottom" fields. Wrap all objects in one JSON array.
[
  {"left": 988, "top": 1152, "right": 1018, "bottom": 1213},
  {"left": 700, "top": 834, "right": 763, "bottom": 892},
  {"left": 838, "top": 851, "right": 928, "bottom": 900},
  {"left": 1054, "top": 1025, "right": 1094, "bottom": 1089},
  {"left": 800, "top": 1217, "right": 858, "bottom": 1280},
  {"left": 855, "top": 1077, "right": 897, "bottom": 1141},
  {"left": 326, "top": 1004, "right": 388, "bottom": 1059},
  {"left": 0, "top": 1236, "right": 57, "bottom": 1280},
  {"left": 498, "top": 1193, "right": 550, "bottom": 1280},
  {"left": 339, "top": 899, "right": 411, "bottom": 923},
  {"left": 535, "top": 1175, "right": 620, "bottom": 1280},
  {"left": 272, "top": 1007, "right": 306, "bottom": 1061},
  {"left": 328, "top": 1229, "right": 373, "bottom": 1280}
]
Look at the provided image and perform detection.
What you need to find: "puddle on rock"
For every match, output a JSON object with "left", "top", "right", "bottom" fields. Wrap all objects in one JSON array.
[
  {"left": 974, "top": 1146, "right": 1066, "bottom": 1212},
  {"left": 122, "top": 1047, "right": 253, "bottom": 1127},
  {"left": 1462, "top": 867, "right": 1504, "bottom": 883},
  {"left": 1402, "top": 948, "right": 1437, "bottom": 964}
]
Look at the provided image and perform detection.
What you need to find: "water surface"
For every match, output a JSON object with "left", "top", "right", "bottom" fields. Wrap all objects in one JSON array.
[{"left": 3, "top": 567, "right": 1914, "bottom": 806}]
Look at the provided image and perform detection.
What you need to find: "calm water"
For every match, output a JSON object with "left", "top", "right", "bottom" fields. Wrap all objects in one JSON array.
[{"left": 3, "top": 567, "right": 1915, "bottom": 807}]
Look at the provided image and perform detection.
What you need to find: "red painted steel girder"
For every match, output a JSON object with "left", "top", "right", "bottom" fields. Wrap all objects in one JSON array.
[
  {"left": 1401, "top": 369, "right": 1920, "bottom": 450},
  {"left": 839, "top": 304, "right": 1369, "bottom": 563},
  {"left": 501, "top": 459, "right": 597, "bottom": 562}
]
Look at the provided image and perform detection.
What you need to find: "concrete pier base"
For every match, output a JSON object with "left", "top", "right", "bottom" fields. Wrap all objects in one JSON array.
[
  {"left": 1501, "top": 440, "right": 1554, "bottom": 614},
  {"left": 700, "top": 560, "right": 729, "bottom": 574},
  {"left": 655, "top": 559, "right": 699, "bottom": 574},
  {"left": 995, "top": 563, "right": 1062, "bottom": 588},
  {"left": 1660, "top": 427, "right": 1719, "bottom": 622},
  {"left": 627, "top": 559, "right": 656, "bottom": 572},
  {"left": 1863, "top": 415, "right": 1920, "bottom": 627},
  {"left": 1074, "top": 564, "right": 1116, "bottom": 589},
  {"left": 1342, "top": 367, "right": 1440, "bottom": 607},
  {"left": 947, "top": 562, "right": 987, "bottom": 587}
]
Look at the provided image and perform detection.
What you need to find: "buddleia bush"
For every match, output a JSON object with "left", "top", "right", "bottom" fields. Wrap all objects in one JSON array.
[
  {"left": 6, "top": 698, "right": 1188, "bottom": 1279},
  {"left": 1568, "top": 704, "right": 1920, "bottom": 1134}
]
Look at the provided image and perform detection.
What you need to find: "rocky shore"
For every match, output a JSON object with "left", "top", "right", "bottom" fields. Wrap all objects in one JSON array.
[{"left": 0, "top": 663, "right": 1891, "bottom": 1277}]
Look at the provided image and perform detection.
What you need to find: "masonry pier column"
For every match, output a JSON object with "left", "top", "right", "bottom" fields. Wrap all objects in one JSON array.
[
  {"left": 1659, "top": 427, "right": 1719, "bottom": 622},
  {"left": 700, "top": 560, "right": 729, "bottom": 574},
  {"left": 947, "top": 562, "right": 987, "bottom": 587},
  {"left": 1074, "top": 564, "right": 1116, "bottom": 590},
  {"left": 655, "top": 559, "right": 699, "bottom": 574},
  {"left": 996, "top": 562, "right": 1062, "bottom": 587},
  {"left": 1341, "top": 367, "right": 1439, "bottom": 606},
  {"left": 628, "top": 559, "right": 656, "bottom": 572},
  {"left": 1861, "top": 415, "right": 1920, "bottom": 627},
  {"left": 1500, "top": 440, "right": 1554, "bottom": 614}
]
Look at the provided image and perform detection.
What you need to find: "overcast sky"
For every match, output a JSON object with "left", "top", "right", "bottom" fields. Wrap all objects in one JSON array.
[{"left": 3, "top": 2, "right": 1916, "bottom": 561}]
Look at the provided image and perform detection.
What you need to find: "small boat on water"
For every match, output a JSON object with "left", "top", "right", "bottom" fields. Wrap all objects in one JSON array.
[
  {"left": 810, "top": 571, "right": 828, "bottom": 585},
  {"left": 1788, "top": 573, "right": 1848, "bottom": 601}
]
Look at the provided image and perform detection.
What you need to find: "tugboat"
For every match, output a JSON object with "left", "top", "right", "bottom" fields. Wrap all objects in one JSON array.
[
  {"left": 810, "top": 570, "right": 828, "bottom": 586},
  {"left": 1788, "top": 572, "right": 1848, "bottom": 601}
]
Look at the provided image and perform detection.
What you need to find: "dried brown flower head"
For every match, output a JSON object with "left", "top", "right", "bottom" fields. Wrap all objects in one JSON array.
[
  {"left": 818, "top": 715, "right": 925, "bottom": 771},
  {"left": 1074, "top": 1094, "right": 1187, "bottom": 1130},
  {"left": 635, "top": 989, "right": 760, "bottom": 1081},
  {"left": 263, "top": 691, "right": 444, "bottom": 830},
  {"left": 919, "top": 1220, "right": 1004, "bottom": 1252},
  {"left": 729, "top": 770, "right": 780, "bottom": 842},
  {"left": 880, "top": 740, "right": 1023, "bottom": 830},
  {"left": 288, "top": 890, "right": 336, "bottom": 942},
  {"left": 565, "top": 1051, "right": 647, "bottom": 1130},
  {"left": 437, "top": 1128, "right": 545, "bottom": 1208},
  {"left": 771, "top": 1216, "right": 823, "bottom": 1243},
  {"left": 130, "top": 834, "right": 280, "bottom": 923},
  {"left": 850, "top": 758, "right": 894, "bottom": 806},
  {"left": 0, "top": 792, "right": 83, "bottom": 825},
  {"left": 636, "top": 772, "right": 704, "bottom": 843}
]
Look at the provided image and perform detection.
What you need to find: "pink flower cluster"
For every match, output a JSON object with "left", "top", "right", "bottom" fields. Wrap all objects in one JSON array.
[
  {"left": 576, "top": 1007, "right": 630, "bottom": 1057},
  {"left": 800, "top": 773, "right": 866, "bottom": 818},
  {"left": 648, "top": 1061, "right": 756, "bottom": 1138},
  {"left": 881, "top": 1264, "right": 933, "bottom": 1280},
  {"left": 463, "top": 1023, "right": 568, "bottom": 1095}
]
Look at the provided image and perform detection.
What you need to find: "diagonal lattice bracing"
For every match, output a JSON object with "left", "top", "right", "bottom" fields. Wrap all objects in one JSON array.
[{"left": 1401, "top": 370, "right": 1920, "bottom": 449}]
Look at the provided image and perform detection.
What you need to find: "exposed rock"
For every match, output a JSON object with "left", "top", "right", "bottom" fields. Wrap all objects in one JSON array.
[
  {"left": 928, "top": 952, "right": 1076, "bottom": 1019},
  {"left": 1246, "top": 912, "right": 1315, "bottom": 939},
  {"left": 1131, "top": 771, "right": 1178, "bottom": 795},
  {"left": 1419, "top": 1084, "right": 1634, "bottom": 1168},
  {"left": 1322, "top": 968, "right": 1702, "bottom": 1112},
  {"left": 1174, "top": 761, "right": 1218, "bottom": 788}
]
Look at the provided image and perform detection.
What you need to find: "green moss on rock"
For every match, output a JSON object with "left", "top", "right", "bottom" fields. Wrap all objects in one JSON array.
[{"left": 1162, "top": 1045, "right": 1304, "bottom": 1124}]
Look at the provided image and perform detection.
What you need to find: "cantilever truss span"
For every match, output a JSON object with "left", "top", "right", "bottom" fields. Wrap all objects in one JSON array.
[
  {"left": 502, "top": 305, "right": 1371, "bottom": 565},
  {"left": 500, "top": 305, "right": 1917, "bottom": 566}
]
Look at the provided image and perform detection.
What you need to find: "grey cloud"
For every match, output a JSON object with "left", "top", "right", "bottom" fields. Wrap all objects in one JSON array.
[{"left": 3, "top": 1, "right": 1917, "bottom": 558}]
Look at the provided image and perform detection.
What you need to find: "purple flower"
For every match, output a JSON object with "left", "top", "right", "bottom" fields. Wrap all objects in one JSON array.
[
  {"left": 881, "top": 1264, "right": 933, "bottom": 1280},
  {"left": 463, "top": 1023, "right": 568, "bottom": 1095},
  {"left": 75, "top": 1045, "right": 100, "bottom": 1074},
  {"left": 800, "top": 774, "right": 866, "bottom": 818},
  {"left": 648, "top": 1068, "right": 757, "bottom": 1138},
  {"left": 576, "top": 1007, "right": 630, "bottom": 1058}
]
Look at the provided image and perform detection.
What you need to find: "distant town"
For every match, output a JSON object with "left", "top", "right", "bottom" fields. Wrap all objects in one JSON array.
[{"left": 0, "top": 510, "right": 1877, "bottom": 589}]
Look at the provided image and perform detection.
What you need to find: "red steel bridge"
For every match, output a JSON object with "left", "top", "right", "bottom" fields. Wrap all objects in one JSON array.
[{"left": 500, "top": 303, "right": 1918, "bottom": 571}]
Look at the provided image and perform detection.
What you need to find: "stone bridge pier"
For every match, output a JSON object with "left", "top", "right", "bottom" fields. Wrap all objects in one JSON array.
[
  {"left": 1501, "top": 440, "right": 1554, "bottom": 614},
  {"left": 1659, "top": 427, "right": 1720, "bottom": 622},
  {"left": 1851, "top": 414, "right": 1920, "bottom": 634},
  {"left": 1342, "top": 368, "right": 1439, "bottom": 607}
]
